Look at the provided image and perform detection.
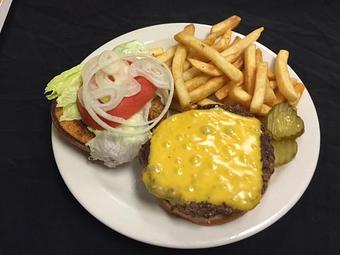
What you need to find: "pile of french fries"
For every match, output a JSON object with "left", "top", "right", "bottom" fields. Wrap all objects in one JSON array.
[{"left": 149, "top": 15, "right": 305, "bottom": 115}]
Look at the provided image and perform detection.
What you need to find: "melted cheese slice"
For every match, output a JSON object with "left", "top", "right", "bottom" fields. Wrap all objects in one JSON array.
[{"left": 143, "top": 108, "right": 263, "bottom": 211}]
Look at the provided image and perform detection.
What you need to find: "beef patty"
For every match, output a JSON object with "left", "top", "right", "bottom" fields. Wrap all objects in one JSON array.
[{"left": 140, "top": 104, "right": 275, "bottom": 224}]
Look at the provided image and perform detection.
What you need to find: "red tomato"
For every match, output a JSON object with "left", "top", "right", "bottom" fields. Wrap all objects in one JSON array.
[{"left": 78, "top": 76, "right": 156, "bottom": 130}]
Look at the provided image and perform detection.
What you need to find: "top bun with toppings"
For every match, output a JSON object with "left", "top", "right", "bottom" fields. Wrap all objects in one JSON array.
[{"left": 45, "top": 41, "right": 174, "bottom": 167}]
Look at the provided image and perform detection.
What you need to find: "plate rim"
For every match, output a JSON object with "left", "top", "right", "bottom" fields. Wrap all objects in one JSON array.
[{"left": 51, "top": 22, "right": 321, "bottom": 249}]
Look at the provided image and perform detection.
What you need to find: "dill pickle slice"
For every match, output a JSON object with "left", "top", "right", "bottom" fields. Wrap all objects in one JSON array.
[
  {"left": 272, "top": 139, "right": 298, "bottom": 166},
  {"left": 264, "top": 103, "right": 304, "bottom": 140}
]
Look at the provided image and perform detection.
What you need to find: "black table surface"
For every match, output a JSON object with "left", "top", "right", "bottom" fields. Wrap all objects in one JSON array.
[{"left": 1, "top": 0, "right": 339, "bottom": 254}]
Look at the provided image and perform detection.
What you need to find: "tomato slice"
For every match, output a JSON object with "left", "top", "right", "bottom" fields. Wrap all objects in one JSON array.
[{"left": 77, "top": 76, "right": 156, "bottom": 130}]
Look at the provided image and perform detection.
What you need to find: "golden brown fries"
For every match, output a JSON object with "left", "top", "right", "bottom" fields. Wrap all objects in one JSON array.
[
  {"left": 255, "top": 48, "right": 263, "bottom": 64},
  {"left": 204, "top": 15, "right": 241, "bottom": 45},
  {"left": 215, "top": 79, "right": 242, "bottom": 100},
  {"left": 211, "top": 15, "right": 241, "bottom": 35},
  {"left": 211, "top": 29, "right": 232, "bottom": 52},
  {"left": 175, "top": 31, "right": 243, "bottom": 82},
  {"left": 188, "top": 58, "right": 223, "bottom": 76},
  {"left": 189, "top": 76, "right": 227, "bottom": 103},
  {"left": 250, "top": 62, "right": 268, "bottom": 114},
  {"left": 268, "top": 69, "right": 275, "bottom": 80},
  {"left": 229, "top": 87, "right": 252, "bottom": 106},
  {"left": 183, "top": 60, "right": 191, "bottom": 71},
  {"left": 183, "top": 67, "right": 202, "bottom": 81},
  {"left": 244, "top": 45, "right": 257, "bottom": 94},
  {"left": 157, "top": 46, "right": 176, "bottom": 63},
  {"left": 269, "top": 80, "right": 277, "bottom": 89},
  {"left": 275, "top": 50, "right": 298, "bottom": 102},
  {"left": 221, "top": 27, "right": 264, "bottom": 57},
  {"left": 229, "top": 36, "right": 241, "bottom": 47},
  {"left": 222, "top": 29, "right": 232, "bottom": 45},
  {"left": 271, "top": 90, "right": 286, "bottom": 106},
  {"left": 172, "top": 45, "right": 191, "bottom": 109},
  {"left": 185, "top": 75, "right": 210, "bottom": 92},
  {"left": 184, "top": 23, "right": 195, "bottom": 34},
  {"left": 149, "top": 48, "right": 164, "bottom": 57},
  {"left": 165, "top": 16, "right": 304, "bottom": 115},
  {"left": 264, "top": 79, "right": 277, "bottom": 105}
]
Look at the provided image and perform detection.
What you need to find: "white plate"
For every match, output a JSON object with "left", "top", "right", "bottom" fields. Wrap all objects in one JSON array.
[{"left": 51, "top": 23, "right": 320, "bottom": 249}]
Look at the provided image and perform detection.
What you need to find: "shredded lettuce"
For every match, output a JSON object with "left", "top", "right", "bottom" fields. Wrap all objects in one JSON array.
[
  {"left": 86, "top": 110, "right": 151, "bottom": 167},
  {"left": 113, "top": 40, "right": 147, "bottom": 55}
]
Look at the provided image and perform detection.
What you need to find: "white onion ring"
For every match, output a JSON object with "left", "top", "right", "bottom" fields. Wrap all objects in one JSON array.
[{"left": 81, "top": 51, "right": 174, "bottom": 134}]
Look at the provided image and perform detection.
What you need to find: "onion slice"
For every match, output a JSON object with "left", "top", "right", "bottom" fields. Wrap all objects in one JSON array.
[{"left": 80, "top": 51, "right": 174, "bottom": 135}]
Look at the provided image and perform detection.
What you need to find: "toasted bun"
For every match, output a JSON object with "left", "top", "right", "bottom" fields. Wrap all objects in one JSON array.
[{"left": 51, "top": 97, "right": 164, "bottom": 153}]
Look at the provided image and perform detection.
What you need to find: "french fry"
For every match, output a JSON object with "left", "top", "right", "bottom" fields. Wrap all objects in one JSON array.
[
  {"left": 289, "top": 82, "right": 305, "bottom": 107},
  {"left": 164, "top": 59, "right": 172, "bottom": 67},
  {"left": 255, "top": 48, "right": 275, "bottom": 81},
  {"left": 290, "top": 77, "right": 297, "bottom": 85},
  {"left": 197, "top": 98, "right": 223, "bottom": 106},
  {"left": 175, "top": 31, "right": 243, "bottom": 82},
  {"left": 172, "top": 45, "right": 191, "bottom": 109},
  {"left": 157, "top": 46, "right": 176, "bottom": 63},
  {"left": 223, "top": 29, "right": 232, "bottom": 45},
  {"left": 204, "top": 15, "right": 241, "bottom": 45},
  {"left": 188, "top": 55, "right": 244, "bottom": 78},
  {"left": 270, "top": 89, "right": 286, "bottom": 105},
  {"left": 183, "top": 60, "right": 191, "bottom": 71},
  {"left": 250, "top": 62, "right": 268, "bottom": 114},
  {"left": 189, "top": 76, "right": 227, "bottom": 103},
  {"left": 229, "top": 87, "right": 252, "bottom": 106},
  {"left": 215, "top": 79, "right": 241, "bottom": 100},
  {"left": 228, "top": 36, "right": 241, "bottom": 48},
  {"left": 221, "top": 27, "right": 264, "bottom": 57},
  {"left": 184, "top": 23, "right": 195, "bottom": 34},
  {"left": 232, "top": 56, "right": 244, "bottom": 69},
  {"left": 183, "top": 67, "right": 202, "bottom": 81},
  {"left": 258, "top": 104, "right": 272, "bottom": 116},
  {"left": 269, "top": 80, "right": 277, "bottom": 89},
  {"left": 211, "top": 15, "right": 241, "bottom": 35},
  {"left": 268, "top": 69, "right": 275, "bottom": 80},
  {"left": 212, "top": 37, "right": 228, "bottom": 52},
  {"left": 275, "top": 50, "right": 298, "bottom": 101},
  {"left": 244, "top": 45, "right": 257, "bottom": 94},
  {"left": 185, "top": 75, "right": 210, "bottom": 92},
  {"left": 149, "top": 47, "right": 164, "bottom": 57},
  {"left": 225, "top": 52, "right": 242, "bottom": 63},
  {"left": 264, "top": 78, "right": 277, "bottom": 105},
  {"left": 188, "top": 58, "right": 223, "bottom": 76},
  {"left": 294, "top": 82, "right": 305, "bottom": 95},
  {"left": 255, "top": 48, "right": 263, "bottom": 64},
  {"left": 212, "top": 29, "right": 232, "bottom": 52}
]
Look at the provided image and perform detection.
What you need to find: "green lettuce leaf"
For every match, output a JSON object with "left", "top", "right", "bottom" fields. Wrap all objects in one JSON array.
[
  {"left": 45, "top": 64, "right": 82, "bottom": 102},
  {"left": 59, "top": 103, "right": 81, "bottom": 121},
  {"left": 45, "top": 64, "right": 83, "bottom": 121},
  {"left": 113, "top": 40, "right": 147, "bottom": 55},
  {"left": 45, "top": 40, "right": 148, "bottom": 122}
]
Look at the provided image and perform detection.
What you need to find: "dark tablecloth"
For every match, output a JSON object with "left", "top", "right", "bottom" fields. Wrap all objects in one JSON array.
[{"left": 1, "top": 0, "right": 339, "bottom": 254}]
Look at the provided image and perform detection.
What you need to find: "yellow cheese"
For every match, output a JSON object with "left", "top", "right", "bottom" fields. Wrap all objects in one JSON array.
[{"left": 143, "top": 108, "right": 263, "bottom": 211}]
